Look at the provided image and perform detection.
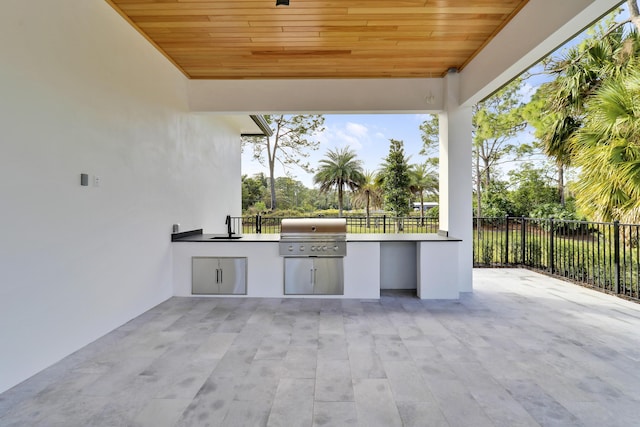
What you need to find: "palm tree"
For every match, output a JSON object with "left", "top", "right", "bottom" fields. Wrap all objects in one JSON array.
[
  {"left": 409, "top": 163, "right": 438, "bottom": 226},
  {"left": 527, "top": 85, "right": 579, "bottom": 206},
  {"left": 313, "top": 147, "right": 365, "bottom": 217},
  {"left": 573, "top": 68, "right": 640, "bottom": 223},
  {"left": 538, "top": 23, "right": 640, "bottom": 207},
  {"left": 352, "top": 170, "right": 383, "bottom": 228}
]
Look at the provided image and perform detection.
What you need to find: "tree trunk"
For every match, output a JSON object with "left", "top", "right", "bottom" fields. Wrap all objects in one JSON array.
[
  {"left": 266, "top": 133, "right": 278, "bottom": 211},
  {"left": 476, "top": 150, "right": 482, "bottom": 217},
  {"left": 268, "top": 161, "right": 277, "bottom": 210},
  {"left": 365, "top": 191, "right": 371, "bottom": 228},
  {"left": 483, "top": 157, "right": 491, "bottom": 189},
  {"left": 629, "top": 0, "right": 640, "bottom": 32},
  {"left": 476, "top": 149, "right": 482, "bottom": 237},
  {"left": 338, "top": 184, "right": 344, "bottom": 217},
  {"left": 558, "top": 162, "right": 565, "bottom": 207}
]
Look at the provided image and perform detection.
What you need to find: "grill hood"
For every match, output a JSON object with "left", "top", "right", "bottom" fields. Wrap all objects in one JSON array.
[{"left": 280, "top": 218, "right": 347, "bottom": 235}]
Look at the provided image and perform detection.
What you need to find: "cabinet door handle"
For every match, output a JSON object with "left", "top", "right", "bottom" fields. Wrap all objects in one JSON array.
[
  {"left": 216, "top": 268, "right": 220, "bottom": 283},
  {"left": 313, "top": 268, "right": 317, "bottom": 286},
  {"left": 310, "top": 268, "right": 314, "bottom": 285},
  {"left": 219, "top": 268, "right": 223, "bottom": 283}
]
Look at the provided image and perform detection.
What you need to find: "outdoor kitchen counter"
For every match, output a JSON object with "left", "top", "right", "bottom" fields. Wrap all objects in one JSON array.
[
  {"left": 172, "top": 233, "right": 280, "bottom": 242},
  {"left": 171, "top": 232, "right": 461, "bottom": 242},
  {"left": 347, "top": 233, "right": 461, "bottom": 242},
  {"left": 172, "top": 230, "right": 461, "bottom": 299}
]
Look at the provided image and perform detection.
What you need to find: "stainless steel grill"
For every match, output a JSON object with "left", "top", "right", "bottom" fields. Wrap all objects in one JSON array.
[
  {"left": 279, "top": 218, "right": 347, "bottom": 257},
  {"left": 280, "top": 218, "right": 346, "bottom": 295}
]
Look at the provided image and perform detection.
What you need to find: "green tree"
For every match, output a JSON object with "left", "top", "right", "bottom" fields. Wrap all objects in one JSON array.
[
  {"left": 380, "top": 139, "right": 412, "bottom": 231},
  {"left": 573, "top": 68, "right": 640, "bottom": 223},
  {"left": 409, "top": 163, "right": 438, "bottom": 225},
  {"left": 242, "top": 114, "right": 325, "bottom": 210},
  {"left": 524, "top": 90, "right": 577, "bottom": 206},
  {"left": 507, "top": 163, "right": 558, "bottom": 217},
  {"left": 241, "top": 173, "right": 267, "bottom": 211},
  {"left": 480, "top": 180, "right": 515, "bottom": 218},
  {"left": 313, "top": 147, "right": 365, "bottom": 217},
  {"left": 533, "top": 5, "right": 640, "bottom": 207},
  {"left": 473, "top": 77, "right": 527, "bottom": 218},
  {"left": 419, "top": 114, "right": 440, "bottom": 162},
  {"left": 273, "top": 177, "right": 309, "bottom": 211},
  {"left": 352, "top": 170, "right": 383, "bottom": 228}
]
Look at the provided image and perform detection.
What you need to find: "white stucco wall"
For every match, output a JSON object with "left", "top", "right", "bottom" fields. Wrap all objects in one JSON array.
[{"left": 0, "top": 0, "right": 242, "bottom": 393}]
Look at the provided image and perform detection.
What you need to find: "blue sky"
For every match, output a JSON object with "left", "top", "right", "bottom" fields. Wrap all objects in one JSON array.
[
  {"left": 242, "top": 113, "right": 432, "bottom": 188},
  {"left": 240, "top": 76, "right": 547, "bottom": 188}
]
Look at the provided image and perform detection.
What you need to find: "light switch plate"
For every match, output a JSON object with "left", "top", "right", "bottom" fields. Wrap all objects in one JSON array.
[{"left": 93, "top": 175, "right": 101, "bottom": 187}]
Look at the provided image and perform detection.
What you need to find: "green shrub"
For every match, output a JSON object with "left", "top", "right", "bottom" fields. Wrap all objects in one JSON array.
[
  {"left": 525, "top": 240, "right": 542, "bottom": 266},
  {"left": 425, "top": 205, "right": 439, "bottom": 219},
  {"left": 510, "top": 239, "right": 522, "bottom": 264},
  {"left": 481, "top": 239, "right": 494, "bottom": 265}
]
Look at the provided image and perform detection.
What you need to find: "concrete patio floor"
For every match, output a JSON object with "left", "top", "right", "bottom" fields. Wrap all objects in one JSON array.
[{"left": 1, "top": 268, "right": 639, "bottom": 426}]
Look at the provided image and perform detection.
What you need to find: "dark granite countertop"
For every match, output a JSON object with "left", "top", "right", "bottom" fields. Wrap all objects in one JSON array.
[{"left": 172, "top": 229, "right": 461, "bottom": 243}]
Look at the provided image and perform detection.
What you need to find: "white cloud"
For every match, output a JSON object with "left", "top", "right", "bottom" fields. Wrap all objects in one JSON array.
[
  {"left": 333, "top": 130, "right": 362, "bottom": 150},
  {"left": 314, "top": 128, "right": 331, "bottom": 147},
  {"left": 345, "top": 122, "right": 368, "bottom": 137},
  {"left": 316, "top": 121, "right": 373, "bottom": 151}
]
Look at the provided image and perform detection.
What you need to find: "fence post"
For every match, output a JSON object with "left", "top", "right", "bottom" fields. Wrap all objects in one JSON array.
[
  {"left": 383, "top": 215, "right": 387, "bottom": 233},
  {"left": 521, "top": 216, "right": 526, "bottom": 265},
  {"left": 549, "top": 217, "right": 555, "bottom": 273},
  {"left": 255, "top": 214, "right": 260, "bottom": 234},
  {"left": 614, "top": 220, "right": 620, "bottom": 294},
  {"left": 504, "top": 215, "right": 510, "bottom": 265}
]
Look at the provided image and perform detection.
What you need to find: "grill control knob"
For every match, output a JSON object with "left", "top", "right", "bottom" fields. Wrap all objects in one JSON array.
[
  {"left": 334, "top": 246, "right": 339, "bottom": 251},
  {"left": 299, "top": 245, "right": 305, "bottom": 251},
  {"left": 288, "top": 245, "right": 293, "bottom": 251},
  {"left": 322, "top": 246, "right": 327, "bottom": 251}
]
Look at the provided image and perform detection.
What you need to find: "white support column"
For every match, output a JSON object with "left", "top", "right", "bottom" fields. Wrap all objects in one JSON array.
[{"left": 439, "top": 70, "right": 473, "bottom": 293}]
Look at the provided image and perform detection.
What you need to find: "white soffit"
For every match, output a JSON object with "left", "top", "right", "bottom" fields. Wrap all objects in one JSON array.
[
  {"left": 188, "top": 78, "right": 444, "bottom": 114},
  {"left": 220, "top": 115, "right": 266, "bottom": 136},
  {"left": 460, "top": 0, "right": 623, "bottom": 106}
]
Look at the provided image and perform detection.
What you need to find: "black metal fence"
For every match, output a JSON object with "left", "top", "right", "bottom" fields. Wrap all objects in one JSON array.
[
  {"left": 233, "top": 215, "right": 440, "bottom": 235},
  {"left": 474, "top": 216, "right": 640, "bottom": 302},
  {"left": 230, "top": 214, "right": 640, "bottom": 302}
]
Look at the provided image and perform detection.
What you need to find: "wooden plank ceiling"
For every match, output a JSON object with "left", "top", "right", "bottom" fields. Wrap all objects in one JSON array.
[{"left": 106, "top": 0, "right": 529, "bottom": 79}]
